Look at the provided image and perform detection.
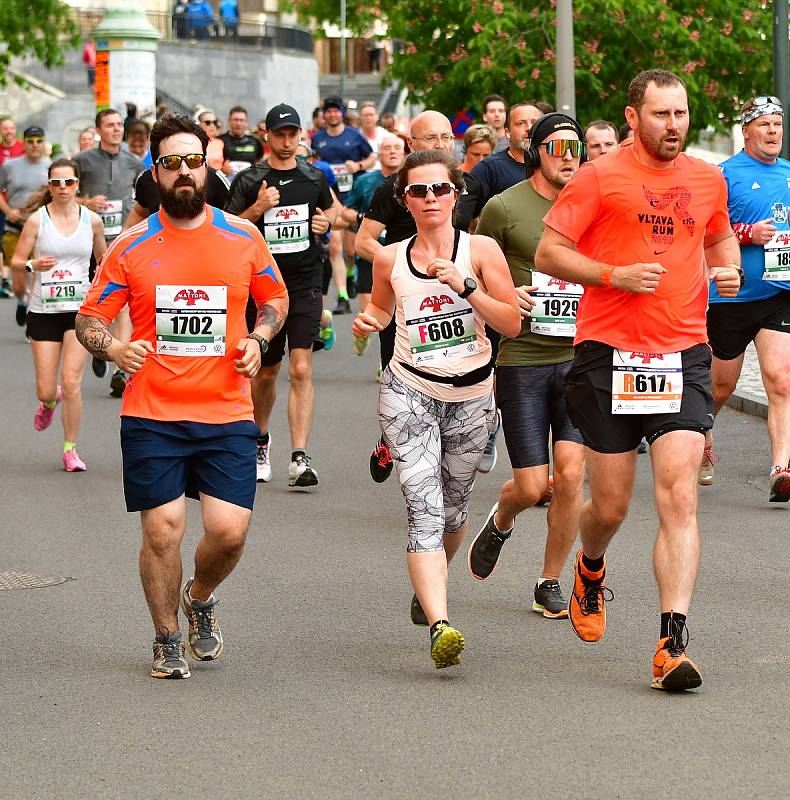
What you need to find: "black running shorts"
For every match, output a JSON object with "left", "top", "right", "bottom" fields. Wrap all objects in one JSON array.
[
  {"left": 564, "top": 340, "right": 713, "bottom": 454},
  {"left": 262, "top": 287, "right": 323, "bottom": 366},
  {"left": 707, "top": 291, "right": 790, "bottom": 361},
  {"left": 496, "top": 362, "right": 582, "bottom": 468},
  {"left": 26, "top": 311, "right": 77, "bottom": 342}
]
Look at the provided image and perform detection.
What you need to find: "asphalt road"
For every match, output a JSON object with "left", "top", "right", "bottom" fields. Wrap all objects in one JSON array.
[{"left": 1, "top": 306, "right": 788, "bottom": 799}]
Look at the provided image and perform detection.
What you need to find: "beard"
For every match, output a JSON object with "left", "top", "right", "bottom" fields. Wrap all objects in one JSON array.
[
  {"left": 638, "top": 128, "right": 686, "bottom": 162},
  {"left": 159, "top": 175, "right": 207, "bottom": 219}
]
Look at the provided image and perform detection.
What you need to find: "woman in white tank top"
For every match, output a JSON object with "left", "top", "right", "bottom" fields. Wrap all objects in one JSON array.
[
  {"left": 352, "top": 149, "right": 520, "bottom": 669},
  {"left": 12, "top": 158, "right": 105, "bottom": 472}
]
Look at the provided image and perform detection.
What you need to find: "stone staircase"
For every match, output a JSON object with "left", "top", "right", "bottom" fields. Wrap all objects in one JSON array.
[{"left": 318, "top": 73, "right": 389, "bottom": 109}]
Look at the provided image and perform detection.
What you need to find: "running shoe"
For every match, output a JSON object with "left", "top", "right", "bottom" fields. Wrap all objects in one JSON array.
[
  {"left": 333, "top": 298, "right": 351, "bottom": 315},
  {"left": 411, "top": 593, "right": 428, "bottom": 626},
  {"left": 467, "top": 502, "right": 511, "bottom": 581},
  {"left": 33, "top": 386, "right": 62, "bottom": 431},
  {"left": 568, "top": 550, "right": 613, "bottom": 643},
  {"left": 698, "top": 442, "right": 719, "bottom": 486},
  {"left": 347, "top": 275, "right": 358, "bottom": 299},
  {"left": 370, "top": 437, "right": 393, "bottom": 483},
  {"left": 63, "top": 450, "right": 87, "bottom": 472},
  {"left": 0, "top": 280, "right": 10, "bottom": 298},
  {"left": 769, "top": 466, "right": 790, "bottom": 503},
  {"left": 430, "top": 623, "right": 465, "bottom": 669},
  {"left": 151, "top": 630, "right": 191, "bottom": 679},
  {"left": 637, "top": 438, "right": 648, "bottom": 454},
  {"left": 91, "top": 356, "right": 107, "bottom": 378},
  {"left": 532, "top": 578, "right": 569, "bottom": 619},
  {"left": 535, "top": 475, "right": 554, "bottom": 507},
  {"left": 477, "top": 409, "right": 501, "bottom": 474},
  {"left": 652, "top": 619, "right": 702, "bottom": 691},
  {"left": 320, "top": 310, "right": 335, "bottom": 352},
  {"left": 180, "top": 579, "right": 224, "bottom": 661},
  {"left": 256, "top": 435, "right": 272, "bottom": 483},
  {"left": 109, "top": 369, "right": 127, "bottom": 397},
  {"left": 288, "top": 452, "right": 319, "bottom": 488},
  {"left": 15, "top": 301, "right": 27, "bottom": 327},
  {"left": 353, "top": 334, "right": 370, "bottom": 356}
]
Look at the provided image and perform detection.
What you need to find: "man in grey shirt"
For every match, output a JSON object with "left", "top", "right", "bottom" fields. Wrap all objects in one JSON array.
[
  {"left": 0, "top": 126, "right": 51, "bottom": 316},
  {"left": 74, "top": 108, "right": 144, "bottom": 394}
]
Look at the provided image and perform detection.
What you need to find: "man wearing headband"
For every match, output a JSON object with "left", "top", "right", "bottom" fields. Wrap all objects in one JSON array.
[
  {"left": 704, "top": 96, "right": 790, "bottom": 502},
  {"left": 469, "top": 113, "right": 586, "bottom": 623},
  {"left": 536, "top": 69, "right": 742, "bottom": 692},
  {"left": 311, "top": 96, "right": 375, "bottom": 314}
]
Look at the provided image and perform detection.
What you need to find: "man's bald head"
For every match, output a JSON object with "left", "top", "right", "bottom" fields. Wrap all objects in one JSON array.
[{"left": 409, "top": 111, "right": 455, "bottom": 154}]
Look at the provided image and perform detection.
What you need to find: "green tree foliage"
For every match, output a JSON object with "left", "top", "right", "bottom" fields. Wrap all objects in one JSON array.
[
  {"left": 0, "top": 0, "right": 79, "bottom": 84},
  {"left": 291, "top": 0, "right": 777, "bottom": 130}
]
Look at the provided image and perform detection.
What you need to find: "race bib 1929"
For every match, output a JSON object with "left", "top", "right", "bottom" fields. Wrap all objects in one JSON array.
[{"left": 529, "top": 270, "right": 584, "bottom": 337}]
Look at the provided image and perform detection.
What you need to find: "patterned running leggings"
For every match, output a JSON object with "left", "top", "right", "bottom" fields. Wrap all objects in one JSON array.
[{"left": 378, "top": 368, "right": 496, "bottom": 552}]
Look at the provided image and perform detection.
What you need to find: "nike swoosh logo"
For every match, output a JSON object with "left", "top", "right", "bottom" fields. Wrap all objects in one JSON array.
[
  {"left": 654, "top": 250, "right": 668, "bottom": 255},
  {"left": 782, "top": 321, "right": 790, "bottom": 326},
  {"left": 279, "top": 180, "right": 293, "bottom": 185},
  {"left": 279, "top": 113, "right": 291, "bottom": 118}
]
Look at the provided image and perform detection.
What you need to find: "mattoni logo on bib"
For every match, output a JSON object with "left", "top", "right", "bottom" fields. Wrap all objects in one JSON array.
[
  {"left": 630, "top": 352, "right": 664, "bottom": 365},
  {"left": 546, "top": 277, "right": 577, "bottom": 291},
  {"left": 419, "top": 295, "right": 454, "bottom": 312},
  {"left": 173, "top": 288, "right": 210, "bottom": 306},
  {"left": 275, "top": 208, "right": 300, "bottom": 221},
  {"left": 51, "top": 269, "right": 73, "bottom": 281}
]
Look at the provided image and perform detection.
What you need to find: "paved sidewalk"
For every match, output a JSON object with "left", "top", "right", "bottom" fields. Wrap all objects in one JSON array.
[{"left": 730, "top": 343, "right": 768, "bottom": 418}]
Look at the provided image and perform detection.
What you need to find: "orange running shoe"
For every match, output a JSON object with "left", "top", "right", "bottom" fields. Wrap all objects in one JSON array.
[
  {"left": 568, "top": 550, "right": 612, "bottom": 642},
  {"left": 652, "top": 630, "right": 702, "bottom": 692}
]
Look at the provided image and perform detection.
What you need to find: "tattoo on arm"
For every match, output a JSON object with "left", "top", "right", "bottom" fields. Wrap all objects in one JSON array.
[
  {"left": 256, "top": 302, "right": 286, "bottom": 338},
  {"left": 75, "top": 314, "right": 114, "bottom": 360}
]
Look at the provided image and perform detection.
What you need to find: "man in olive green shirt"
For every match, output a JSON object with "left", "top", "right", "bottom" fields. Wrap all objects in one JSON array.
[{"left": 467, "top": 113, "right": 586, "bottom": 619}]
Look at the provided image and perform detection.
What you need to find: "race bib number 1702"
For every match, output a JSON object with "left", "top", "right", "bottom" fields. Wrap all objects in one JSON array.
[{"left": 155, "top": 285, "right": 227, "bottom": 357}]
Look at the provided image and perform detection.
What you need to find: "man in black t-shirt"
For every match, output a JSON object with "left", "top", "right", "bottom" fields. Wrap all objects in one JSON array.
[
  {"left": 225, "top": 103, "right": 336, "bottom": 489},
  {"left": 220, "top": 106, "right": 264, "bottom": 179}
]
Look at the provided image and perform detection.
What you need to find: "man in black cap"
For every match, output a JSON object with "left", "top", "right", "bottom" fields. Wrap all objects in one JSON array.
[
  {"left": 468, "top": 113, "right": 587, "bottom": 622},
  {"left": 225, "top": 103, "right": 337, "bottom": 489},
  {"left": 0, "top": 126, "right": 51, "bottom": 318},
  {"left": 311, "top": 96, "right": 375, "bottom": 313}
]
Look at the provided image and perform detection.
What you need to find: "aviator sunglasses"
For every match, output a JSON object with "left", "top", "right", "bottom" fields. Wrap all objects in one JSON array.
[
  {"left": 541, "top": 139, "right": 584, "bottom": 158},
  {"left": 48, "top": 177, "right": 79, "bottom": 187},
  {"left": 156, "top": 153, "right": 206, "bottom": 170},
  {"left": 403, "top": 181, "right": 456, "bottom": 199}
]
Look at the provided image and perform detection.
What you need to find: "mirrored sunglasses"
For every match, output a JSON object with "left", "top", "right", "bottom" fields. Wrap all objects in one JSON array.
[
  {"left": 156, "top": 153, "right": 206, "bottom": 170},
  {"left": 403, "top": 181, "right": 455, "bottom": 199},
  {"left": 541, "top": 139, "right": 584, "bottom": 158}
]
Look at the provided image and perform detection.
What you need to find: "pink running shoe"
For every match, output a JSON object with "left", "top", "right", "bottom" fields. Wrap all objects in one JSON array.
[
  {"left": 63, "top": 450, "right": 87, "bottom": 472},
  {"left": 33, "top": 387, "right": 63, "bottom": 431}
]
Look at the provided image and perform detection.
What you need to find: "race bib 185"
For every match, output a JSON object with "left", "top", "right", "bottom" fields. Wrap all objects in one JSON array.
[{"left": 763, "top": 230, "right": 790, "bottom": 281}]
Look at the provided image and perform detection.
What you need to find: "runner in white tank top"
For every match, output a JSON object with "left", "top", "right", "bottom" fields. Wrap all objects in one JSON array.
[
  {"left": 11, "top": 158, "right": 105, "bottom": 472},
  {"left": 352, "top": 149, "right": 520, "bottom": 669}
]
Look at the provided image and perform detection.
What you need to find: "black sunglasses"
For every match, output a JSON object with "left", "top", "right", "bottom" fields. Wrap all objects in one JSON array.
[
  {"left": 156, "top": 153, "right": 206, "bottom": 170},
  {"left": 201, "top": 118, "right": 219, "bottom": 125},
  {"left": 403, "top": 181, "right": 455, "bottom": 199}
]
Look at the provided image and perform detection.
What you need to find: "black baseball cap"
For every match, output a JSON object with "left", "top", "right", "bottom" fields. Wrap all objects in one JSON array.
[
  {"left": 265, "top": 103, "right": 301, "bottom": 131},
  {"left": 528, "top": 113, "right": 583, "bottom": 149},
  {"left": 322, "top": 96, "right": 345, "bottom": 113},
  {"left": 23, "top": 126, "right": 45, "bottom": 139}
]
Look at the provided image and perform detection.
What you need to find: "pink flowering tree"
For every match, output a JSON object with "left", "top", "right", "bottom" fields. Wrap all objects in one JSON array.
[{"left": 289, "top": 0, "right": 777, "bottom": 133}]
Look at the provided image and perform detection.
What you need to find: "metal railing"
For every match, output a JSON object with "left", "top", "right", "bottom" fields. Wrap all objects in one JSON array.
[{"left": 70, "top": 8, "right": 314, "bottom": 54}]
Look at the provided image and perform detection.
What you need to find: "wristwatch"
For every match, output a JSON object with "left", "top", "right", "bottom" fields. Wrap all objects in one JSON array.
[
  {"left": 248, "top": 332, "right": 269, "bottom": 356},
  {"left": 25, "top": 260, "right": 34, "bottom": 273},
  {"left": 458, "top": 277, "right": 477, "bottom": 299}
]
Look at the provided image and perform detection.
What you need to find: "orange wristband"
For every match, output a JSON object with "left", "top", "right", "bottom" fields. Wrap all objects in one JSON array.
[{"left": 600, "top": 265, "right": 613, "bottom": 287}]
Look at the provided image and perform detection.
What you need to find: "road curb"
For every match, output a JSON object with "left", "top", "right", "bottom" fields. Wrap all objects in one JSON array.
[{"left": 726, "top": 389, "right": 768, "bottom": 420}]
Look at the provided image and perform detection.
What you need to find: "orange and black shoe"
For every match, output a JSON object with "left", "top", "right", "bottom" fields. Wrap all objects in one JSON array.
[
  {"left": 370, "top": 437, "right": 394, "bottom": 483},
  {"left": 652, "top": 618, "right": 702, "bottom": 691},
  {"left": 568, "top": 550, "right": 613, "bottom": 643},
  {"left": 769, "top": 466, "right": 790, "bottom": 503}
]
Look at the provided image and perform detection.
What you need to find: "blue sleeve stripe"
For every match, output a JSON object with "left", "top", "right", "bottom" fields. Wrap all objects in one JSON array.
[
  {"left": 98, "top": 281, "right": 129, "bottom": 305},
  {"left": 210, "top": 206, "right": 254, "bottom": 240},
  {"left": 120, "top": 213, "right": 165, "bottom": 256},
  {"left": 253, "top": 265, "right": 280, "bottom": 284}
]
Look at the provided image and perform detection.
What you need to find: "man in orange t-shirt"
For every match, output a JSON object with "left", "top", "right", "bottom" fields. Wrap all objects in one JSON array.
[
  {"left": 535, "top": 70, "right": 742, "bottom": 692},
  {"left": 77, "top": 115, "right": 288, "bottom": 680}
]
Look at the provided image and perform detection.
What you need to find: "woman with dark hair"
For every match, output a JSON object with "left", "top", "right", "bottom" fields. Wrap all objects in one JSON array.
[
  {"left": 12, "top": 158, "right": 105, "bottom": 471},
  {"left": 352, "top": 149, "right": 520, "bottom": 669}
]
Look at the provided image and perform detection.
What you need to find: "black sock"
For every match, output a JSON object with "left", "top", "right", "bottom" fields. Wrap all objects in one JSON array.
[
  {"left": 257, "top": 432, "right": 269, "bottom": 445},
  {"left": 581, "top": 553, "right": 605, "bottom": 573},
  {"left": 292, "top": 449, "right": 305, "bottom": 461},
  {"left": 430, "top": 619, "right": 449, "bottom": 636},
  {"left": 660, "top": 611, "right": 687, "bottom": 640}
]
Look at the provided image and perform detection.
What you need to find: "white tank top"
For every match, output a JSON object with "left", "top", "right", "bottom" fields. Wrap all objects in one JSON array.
[
  {"left": 390, "top": 230, "right": 492, "bottom": 402},
  {"left": 29, "top": 205, "right": 93, "bottom": 314}
]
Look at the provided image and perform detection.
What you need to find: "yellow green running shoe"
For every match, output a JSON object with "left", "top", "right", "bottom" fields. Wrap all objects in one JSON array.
[{"left": 430, "top": 622, "right": 465, "bottom": 669}]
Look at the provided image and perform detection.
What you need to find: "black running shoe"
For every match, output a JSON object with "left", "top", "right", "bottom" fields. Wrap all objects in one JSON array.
[
  {"left": 333, "top": 298, "right": 351, "bottom": 315},
  {"left": 410, "top": 593, "right": 428, "bottom": 626},
  {"left": 346, "top": 275, "right": 358, "bottom": 299},
  {"left": 370, "top": 437, "right": 393, "bottom": 482},
  {"left": 110, "top": 369, "right": 127, "bottom": 397},
  {"left": 467, "top": 503, "right": 511, "bottom": 580},
  {"left": 532, "top": 578, "right": 569, "bottom": 619},
  {"left": 92, "top": 356, "right": 107, "bottom": 378},
  {"left": 15, "top": 302, "right": 27, "bottom": 327}
]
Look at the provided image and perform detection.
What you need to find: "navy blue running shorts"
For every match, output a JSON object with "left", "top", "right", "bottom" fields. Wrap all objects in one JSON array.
[
  {"left": 120, "top": 417, "right": 259, "bottom": 512},
  {"left": 495, "top": 361, "right": 582, "bottom": 468}
]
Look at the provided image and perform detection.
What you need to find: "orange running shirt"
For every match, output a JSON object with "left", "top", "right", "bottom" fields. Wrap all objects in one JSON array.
[
  {"left": 543, "top": 146, "right": 731, "bottom": 353},
  {"left": 80, "top": 207, "right": 286, "bottom": 424}
]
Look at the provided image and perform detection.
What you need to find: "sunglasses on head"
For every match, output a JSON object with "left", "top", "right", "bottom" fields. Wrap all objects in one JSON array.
[
  {"left": 403, "top": 181, "right": 456, "bottom": 199},
  {"left": 156, "top": 153, "right": 206, "bottom": 170},
  {"left": 541, "top": 139, "right": 584, "bottom": 158},
  {"left": 25, "top": 137, "right": 44, "bottom": 144},
  {"left": 48, "top": 177, "right": 78, "bottom": 187},
  {"left": 753, "top": 96, "right": 781, "bottom": 107}
]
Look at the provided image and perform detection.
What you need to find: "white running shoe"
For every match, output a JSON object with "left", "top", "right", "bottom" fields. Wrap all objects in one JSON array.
[
  {"left": 256, "top": 434, "right": 272, "bottom": 483},
  {"left": 288, "top": 452, "right": 319, "bottom": 488}
]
